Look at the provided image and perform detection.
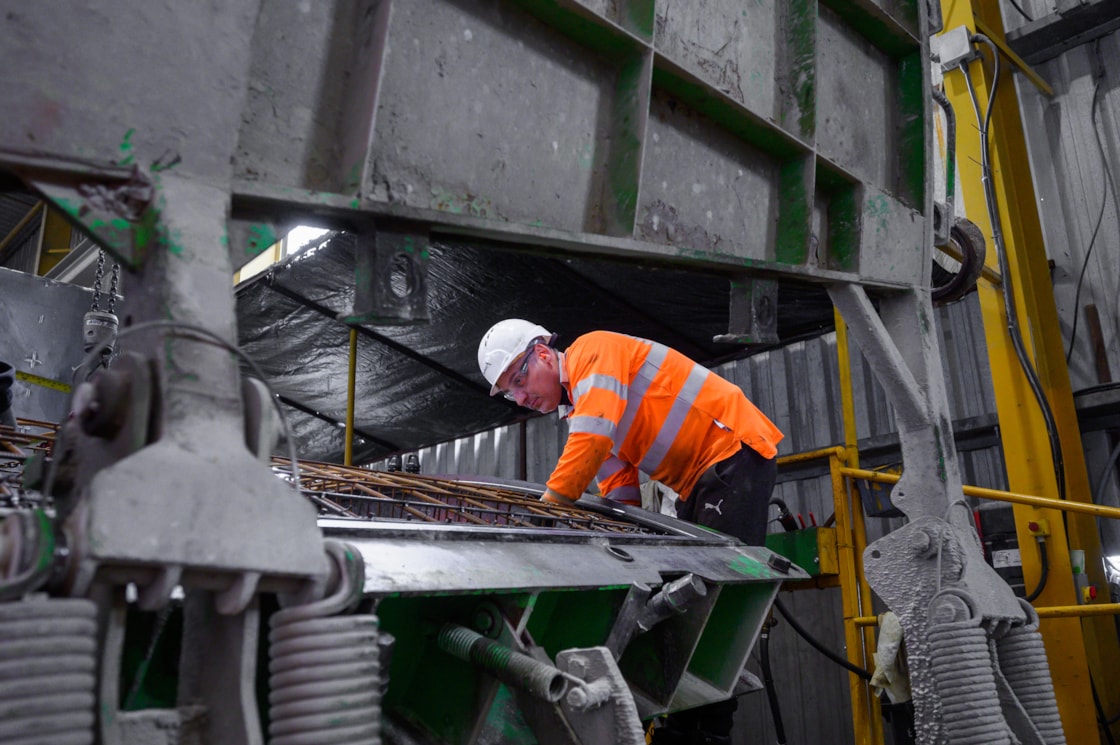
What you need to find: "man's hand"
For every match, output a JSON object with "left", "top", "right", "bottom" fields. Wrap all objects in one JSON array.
[{"left": 541, "top": 488, "right": 577, "bottom": 506}]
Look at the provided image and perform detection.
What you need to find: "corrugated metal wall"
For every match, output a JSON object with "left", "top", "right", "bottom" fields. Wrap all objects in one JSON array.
[
  {"left": 1015, "top": 27, "right": 1120, "bottom": 393},
  {"left": 389, "top": 292, "right": 1007, "bottom": 745},
  {"left": 1009, "top": 22, "right": 1120, "bottom": 564}
]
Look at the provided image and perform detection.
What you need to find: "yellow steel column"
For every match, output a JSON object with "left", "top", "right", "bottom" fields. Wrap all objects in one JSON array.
[
  {"left": 829, "top": 454, "right": 876, "bottom": 745},
  {"left": 833, "top": 309, "right": 883, "bottom": 745},
  {"left": 939, "top": 3, "right": 1120, "bottom": 742},
  {"left": 36, "top": 205, "right": 74, "bottom": 276}
]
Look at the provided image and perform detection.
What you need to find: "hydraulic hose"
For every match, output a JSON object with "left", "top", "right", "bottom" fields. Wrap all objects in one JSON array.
[
  {"left": 773, "top": 596, "right": 871, "bottom": 680},
  {"left": 931, "top": 88, "right": 956, "bottom": 241},
  {"left": 959, "top": 36, "right": 1067, "bottom": 518},
  {"left": 759, "top": 623, "right": 788, "bottom": 745},
  {"left": 1023, "top": 537, "right": 1049, "bottom": 603}
]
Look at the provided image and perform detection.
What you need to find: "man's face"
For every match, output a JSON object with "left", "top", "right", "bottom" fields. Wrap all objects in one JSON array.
[{"left": 497, "top": 344, "right": 562, "bottom": 413}]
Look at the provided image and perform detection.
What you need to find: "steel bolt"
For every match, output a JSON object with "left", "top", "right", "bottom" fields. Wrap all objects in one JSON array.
[
  {"left": 473, "top": 608, "right": 495, "bottom": 634},
  {"left": 910, "top": 530, "right": 932, "bottom": 554}
]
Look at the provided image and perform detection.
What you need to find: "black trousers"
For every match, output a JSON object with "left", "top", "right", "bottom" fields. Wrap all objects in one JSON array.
[
  {"left": 675, "top": 443, "right": 776, "bottom": 546},
  {"left": 654, "top": 444, "right": 777, "bottom": 743}
]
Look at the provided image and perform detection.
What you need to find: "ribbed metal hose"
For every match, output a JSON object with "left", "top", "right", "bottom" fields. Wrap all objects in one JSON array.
[
  {"left": 995, "top": 600, "right": 1066, "bottom": 744},
  {"left": 436, "top": 624, "right": 567, "bottom": 702},
  {"left": 269, "top": 543, "right": 380, "bottom": 745},
  {"left": 0, "top": 598, "right": 97, "bottom": 745},
  {"left": 927, "top": 592, "right": 1011, "bottom": 745}
]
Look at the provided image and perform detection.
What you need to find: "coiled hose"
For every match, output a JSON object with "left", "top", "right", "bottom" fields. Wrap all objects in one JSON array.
[
  {"left": 269, "top": 543, "right": 380, "bottom": 745},
  {"left": 436, "top": 624, "right": 567, "bottom": 702},
  {"left": 0, "top": 597, "right": 97, "bottom": 745},
  {"left": 927, "top": 591, "right": 1011, "bottom": 745},
  {"left": 995, "top": 599, "right": 1066, "bottom": 744}
]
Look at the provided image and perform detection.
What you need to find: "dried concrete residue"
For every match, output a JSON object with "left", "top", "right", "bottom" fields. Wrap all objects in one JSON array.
[{"left": 640, "top": 199, "right": 725, "bottom": 254}]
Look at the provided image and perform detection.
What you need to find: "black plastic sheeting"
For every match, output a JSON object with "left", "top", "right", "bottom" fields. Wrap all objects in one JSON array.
[{"left": 235, "top": 232, "right": 835, "bottom": 464}]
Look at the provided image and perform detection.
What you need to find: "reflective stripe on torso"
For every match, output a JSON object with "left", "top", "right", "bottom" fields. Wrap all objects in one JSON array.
[{"left": 546, "top": 331, "right": 783, "bottom": 501}]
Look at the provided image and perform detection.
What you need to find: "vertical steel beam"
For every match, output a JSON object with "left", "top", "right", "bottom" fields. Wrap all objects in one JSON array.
[
  {"left": 35, "top": 205, "right": 73, "bottom": 276},
  {"left": 939, "top": 2, "right": 1120, "bottom": 742},
  {"left": 834, "top": 310, "right": 884, "bottom": 745}
]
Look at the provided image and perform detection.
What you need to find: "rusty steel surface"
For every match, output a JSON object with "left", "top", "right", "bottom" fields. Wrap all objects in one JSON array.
[
  {"left": 280, "top": 458, "right": 665, "bottom": 535},
  {"left": 0, "top": 419, "right": 56, "bottom": 505}
]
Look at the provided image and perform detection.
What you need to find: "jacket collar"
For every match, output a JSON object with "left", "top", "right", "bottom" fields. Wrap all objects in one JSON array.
[{"left": 557, "top": 351, "right": 572, "bottom": 418}]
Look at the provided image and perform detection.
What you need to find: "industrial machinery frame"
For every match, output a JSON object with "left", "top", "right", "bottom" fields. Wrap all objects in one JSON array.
[{"left": 0, "top": 0, "right": 1074, "bottom": 743}]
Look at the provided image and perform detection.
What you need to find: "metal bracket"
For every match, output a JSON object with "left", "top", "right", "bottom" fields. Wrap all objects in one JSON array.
[
  {"left": 343, "top": 220, "right": 430, "bottom": 325},
  {"left": 0, "top": 150, "right": 155, "bottom": 270},
  {"left": 713, "top": 277, "right": 778, "bottom": 345},
  {"left": 556, "top": 647, "right": 646, "bottom": 745}
]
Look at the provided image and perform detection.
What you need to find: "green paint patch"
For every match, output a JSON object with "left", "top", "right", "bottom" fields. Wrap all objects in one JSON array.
[
  {"left": 729, "top": 554, "right": 768, "bottom": 578},
  {"left": 785, "top": 0, "right": 816, "bottom": 138},
  {"left": 350, "top": 199, "right": 361, "bottom": 209},
  {"left": 344, "top": 161, "right": 363, "bottom": 192},
  {"left": 827, "top": 186, "right": 860, "bottom": 272},
  {"left": 118, "top": 128, "right": 136, "bottom": 166},
  {"left": 897, "top": 53, "right": 926, "bottom": 209},
  {"left": 578, "top": 141, "right": 594, "bottom": 170},
  {"left": 775, "top": 156, "right": 811, "bottom": 264},
  {"left": 245, "top": 223, "right": 278, "bottom": 256}
]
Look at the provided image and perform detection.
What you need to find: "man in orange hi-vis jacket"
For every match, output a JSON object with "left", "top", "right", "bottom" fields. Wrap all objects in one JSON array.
[{"left": 478, "top": 318, "right": 784, "bottom": 745}]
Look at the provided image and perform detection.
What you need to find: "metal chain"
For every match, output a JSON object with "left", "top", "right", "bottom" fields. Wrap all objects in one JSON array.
[
  {"left": 91, "top": 249, "right": 105, "bottom": 312},
  {"left": 107, "top": 261, "right": 121, "bottom": 314}
]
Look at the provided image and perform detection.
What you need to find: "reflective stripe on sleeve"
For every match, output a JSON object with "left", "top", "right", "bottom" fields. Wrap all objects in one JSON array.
[
  {"left": 597, "top": 454, "right": 629, "bottom": 483},
  {"left": 573, "top": 373, "right": 625, "bottom": 404},
  {"left": 603, "top": 483, "right": 641, "bottom": 504},
  {"left": 568, "top": 415, "right": 617, "bottom": 439}
]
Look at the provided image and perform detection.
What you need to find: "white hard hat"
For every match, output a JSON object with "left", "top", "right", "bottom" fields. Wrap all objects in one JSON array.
[{"left": 478, "top": 319, "right": 552, "bottom": 395}]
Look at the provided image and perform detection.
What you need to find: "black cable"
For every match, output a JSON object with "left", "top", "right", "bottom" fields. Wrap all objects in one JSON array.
[
  {"left": 1024, "top": 537, "right": 1049, "bottom": 602},
  {"left": 1066, "top": 44, "right": 1116, "bottom": 364},
  {"left": 961, "top": 36, "right": 1067, "bottom": 512},
  {"left": 1007, "top": 0, "right": 1034, "bottom": 22},
  {"left": 1074, "top": 381, "right": 1120, "bottom": 398},
  {"left": 769, "top": 497, "right": 799, "bottom": 532},
  {"left": 759, "top": 623, "right": 788, "bottom": 745},
  {"left": 931, "top": 88, "right": 956, "bottom": 236},
  {"left": 1093, "top": 675, "right": 1119, "bottom": 745},
  {"left": 773, "top": 596, "right": 872, "bottom": 681}
]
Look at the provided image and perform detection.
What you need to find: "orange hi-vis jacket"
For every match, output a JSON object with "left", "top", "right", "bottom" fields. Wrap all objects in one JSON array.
[{"left": 545, "top": 331, "right": 784, "bottom": 504}]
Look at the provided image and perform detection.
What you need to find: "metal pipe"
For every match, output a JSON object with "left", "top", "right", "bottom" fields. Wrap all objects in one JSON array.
[
  {"left": 1035, "top": 604, "right": 1120, "bottom": 619},
  {"left": 839, "top": 466, "right": 1120, "bottom": 520},
  {"left": 776, "top": 445, "right": 847, "bottom": 467},
  {"left": 344, "top": 327, "right": 358, "bottom": 466},
  {"left": 436, "top": 624, "right": 567, "bottom": 702},
  {"left": 854, "top": 603, "right": 1120, "bottom": 626}
]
